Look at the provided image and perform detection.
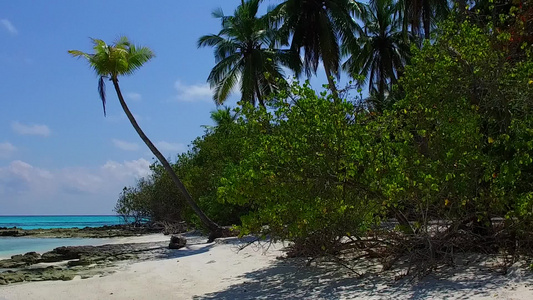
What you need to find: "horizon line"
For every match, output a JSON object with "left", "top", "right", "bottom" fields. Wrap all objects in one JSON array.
[{"left": 0, "top": 214, "right": 119, "bottom": 217}]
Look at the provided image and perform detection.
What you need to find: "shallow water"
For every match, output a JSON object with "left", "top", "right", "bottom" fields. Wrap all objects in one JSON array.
[{"left": 0, "top": 237, "right": 113, "bottom": 259}]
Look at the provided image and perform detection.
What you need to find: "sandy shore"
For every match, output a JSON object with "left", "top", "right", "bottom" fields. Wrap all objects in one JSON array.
[{"left": 1, "top": 234, "right": 533, "bottom": 299}]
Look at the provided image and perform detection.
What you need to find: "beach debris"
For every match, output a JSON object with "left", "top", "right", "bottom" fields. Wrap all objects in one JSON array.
[{"left": 169, "top": 235, "right": 187, "bottom": 249}]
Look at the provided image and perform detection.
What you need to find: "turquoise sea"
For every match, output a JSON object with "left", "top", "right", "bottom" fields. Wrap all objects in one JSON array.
[
  {"left": 0, "top": 215, "right": 125, "bottom": 230},
  {"left": 0, "top": 215, "right": 127, "bottom": 259}
]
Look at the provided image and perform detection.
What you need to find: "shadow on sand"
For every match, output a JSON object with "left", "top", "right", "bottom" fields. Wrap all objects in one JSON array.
[
  {"left": 193, "top": 257, "right": 530, "bottom": 300},
  {"left": 152, "top": 243, "right": 215, "bottom": 260},
  {"left": 150, "top": 233, "right": 216, "bottom": 260}
]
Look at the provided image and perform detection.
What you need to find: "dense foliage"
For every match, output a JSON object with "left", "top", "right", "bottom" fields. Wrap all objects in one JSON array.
[{"left": 115, "top": 0, "right": 533, "bottom": 274}]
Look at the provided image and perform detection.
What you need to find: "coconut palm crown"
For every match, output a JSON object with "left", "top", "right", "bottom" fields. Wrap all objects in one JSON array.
[
  {"left": 198, "top": 0, "right": 301, "bottom": 107},
  {"left": 343, "top": 0, "right": 412, "bottom": 108},
  {"left": 270, "top": 0, "right": 365, "bottom": 95},
  {"left": 68, "top": 37, "right": 154, "bottom": 116}
]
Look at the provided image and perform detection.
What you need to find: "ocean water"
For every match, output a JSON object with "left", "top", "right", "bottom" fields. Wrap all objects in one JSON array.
[
  {"left": 0, "top": 215, "right": 125, "bottom": 230},
  {"left": 0, "top": 237, "right": 114, "bottom": 259},
  {"left": 0, "top": 215, "right": 127, "bottom": 259}
]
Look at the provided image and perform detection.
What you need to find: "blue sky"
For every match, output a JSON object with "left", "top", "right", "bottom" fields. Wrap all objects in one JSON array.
[{"left": 0, "top": 0, "right": 346, "bottom": 215}]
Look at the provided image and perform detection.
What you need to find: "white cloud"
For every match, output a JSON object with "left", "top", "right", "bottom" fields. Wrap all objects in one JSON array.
[
  {"left": 57, "top": 158, "right": 150, "bottom": 194},
  {"left": 60, "top": 168, "right": 104, "bottom": 194},
  {"left": 8, "top": 160, "right": 53, "bottom": 181},
  {"left": 174, "top": 80, "right": 212, "bottom": 102},
  {"left": 11, "top": 121, "right": 51, "bottom": 137},
  {"left": 102, "top": 158, "right": 151, "bottom": 179},
  {"left": 0, "top": 160, "right": 54, "bottom": 195},
  {"left": 156, "top": 141, "right": 187, "bottom": 153},
  {"left": 0, "top": 158, "right": 152, "bottom": 214},
  {"left": 1, "top": 19, "right": 18, "bottom": 35},
  {"left": 0, "top": 142, "right": 16, "bottom": 159},
  {"left": 126, "top": 92, "right": 142, "bottom": 101},
  {"left": 112, "top": 139, "right": 139, "bottom": 151}
]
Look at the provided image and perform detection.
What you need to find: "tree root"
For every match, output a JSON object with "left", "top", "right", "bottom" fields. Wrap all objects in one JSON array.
[{"left": 207, "top": 226, "right": 240, "bottom": 243}]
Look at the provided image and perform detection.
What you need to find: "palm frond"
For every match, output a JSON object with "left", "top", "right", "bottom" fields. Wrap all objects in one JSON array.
[
  {"left": 197, "top": 34, "right": 226, "bottom": 48},
  {"left": 116, "top": 36, "right": 131, "bottom": 47},
  {"left": 125, "top": 46, "right": 155, "bottom": 76},
  {"left": 207, "top": 53, "right": 242, "bottom": 85},
  {"left": 214, "top": 62, "right": 243, "bottom": 104},
  {"left": 98, "top": 76, "right": 107, "bottom": 116},
  {"left": 213, "top": 40, "right": 240, "bottom": 62},
  {"left": 68, "top": 50, "right": 92, "bottom": 60},
  {"left": 212, "top": 7, "right": 225, "bottom": 19}
]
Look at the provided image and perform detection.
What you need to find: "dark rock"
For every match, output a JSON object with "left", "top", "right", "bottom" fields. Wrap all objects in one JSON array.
[
  {"left": 67, "top": 255, "right": 96, "bottom": 267},
  {"left": 0, "top": 253, "right": 35, "bottom": 268},
  {"left": 41, "top": 246, "right": 84, "bottom": 262},
  {"left": 23, "top": 252, "right": 41, "bottom": 263},
  {"left": 0, "top": 229, "right": 27, "bottom": 237},
  {"left": 0, "top": 260, "right": 26, "bottom": 268},
  {"left": 0, "top": 252, "right": 41, "bottom": 268},
  {"left": 169, "top": 235, "right": 187, "bottom": 249},
  {"left": 10, "top": 254, "right": 24, "bottom": 261}
]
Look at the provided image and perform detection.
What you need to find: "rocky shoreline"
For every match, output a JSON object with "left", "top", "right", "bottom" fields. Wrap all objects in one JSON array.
[
  {"left": 0, "top": 240, "right": 173, "bottom": 285},
  {"left": 0, "top": 223, "right": 174, "bottom": 238},
  {"left": 0, "top": 225, "right": 191, "bottom": 285}
]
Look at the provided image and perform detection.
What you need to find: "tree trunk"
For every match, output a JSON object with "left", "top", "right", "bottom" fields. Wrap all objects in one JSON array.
[
  {"left": 254, "top": 80, "right": 265, "bottom": 108},
  {"left": 111, "top": 78, "right": 223, "bottom": 239},
  {"left": 402, "top": 6, "right": 409, "bottom": 43},
  {"left": 378, "top": 63, "right": 386, "bottom": 112},
  {"left": 324, "top": 66, "right": 339, "bottom": 99},
  {"left": 456, "top": 0, "right": 467, "bottom": 21},
  {"left": 423, "top": 0, "right": 431, "bottom": 40}
]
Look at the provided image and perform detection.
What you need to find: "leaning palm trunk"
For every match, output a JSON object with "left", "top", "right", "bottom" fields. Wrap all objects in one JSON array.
[
  {"left": 111, "top": 79, "right": 223, "bottom": 236},
  {"left": 69, "top": 37, "right": 228, "bottom": 242}
]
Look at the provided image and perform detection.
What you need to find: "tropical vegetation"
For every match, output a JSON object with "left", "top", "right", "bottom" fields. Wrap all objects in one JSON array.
[{"left": 67, "top": 0, "right": 533, "bottom": 276}]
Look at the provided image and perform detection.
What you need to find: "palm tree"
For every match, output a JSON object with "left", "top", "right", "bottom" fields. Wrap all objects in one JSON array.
[
  {"left": 198, "top": 0, "right": 300, "bottom": 107},
  {"left": 270, "top": 0, "right": 365, "bottom": 95},
  {"left": 69, "top": 37, "right": 224, "bottom": 240},
  {"left": 202, "top": 107, "right": 238, "bottom": 134},
  {"left": 343, "top": 0, "right": 411, "bottom": 110},
  {"left": 397, "top": 0, "right": 450, "bottom": 41}
]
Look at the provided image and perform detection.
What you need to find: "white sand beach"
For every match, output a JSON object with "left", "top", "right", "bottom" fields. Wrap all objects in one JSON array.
[{"left": 1, "top": 234, "right": 533, "bottom": 300}]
